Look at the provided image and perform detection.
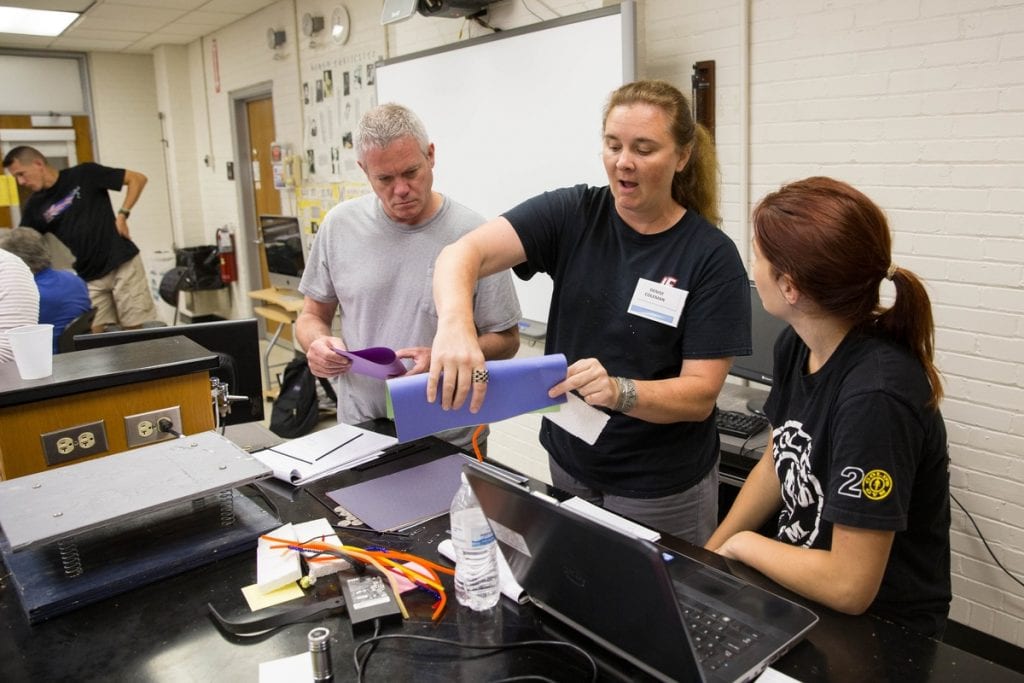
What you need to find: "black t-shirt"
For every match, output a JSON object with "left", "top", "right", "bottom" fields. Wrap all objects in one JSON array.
[
  {"left": 21, "top": 162, "right": 137, "bottom": 280},
  {"left": 765, "top": 326, "right": 951, "bottom": 636},
  {"left": 504, "top": 185, "right": 750, "bottom": 497}
]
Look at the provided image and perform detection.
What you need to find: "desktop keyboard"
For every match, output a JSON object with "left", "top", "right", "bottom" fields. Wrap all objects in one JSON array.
[{"left": 715, "top": 410, "right": 769, "bottom": 439}]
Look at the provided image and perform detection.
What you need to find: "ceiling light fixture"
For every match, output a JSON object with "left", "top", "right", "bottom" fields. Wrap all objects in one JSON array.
[{"left": 0, "top": 6, "right": 79, "bottom": 36}]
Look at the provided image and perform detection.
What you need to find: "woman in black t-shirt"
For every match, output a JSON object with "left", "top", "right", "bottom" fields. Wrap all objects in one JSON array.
[
  {"left": 428, "top": 81, "right": 750, "bottom": 544},
  {"left": 706, "top": 177, "right": 951, "bottom": 637}
]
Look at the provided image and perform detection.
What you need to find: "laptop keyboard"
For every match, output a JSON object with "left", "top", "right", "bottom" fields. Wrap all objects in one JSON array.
[{"left": 679, "top": 592, "right": 764, "bottom": 672}]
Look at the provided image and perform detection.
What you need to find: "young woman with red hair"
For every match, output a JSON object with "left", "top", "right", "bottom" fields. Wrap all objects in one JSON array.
[{"left": 706, "top": 177, "right": 951, "bottom": 637}]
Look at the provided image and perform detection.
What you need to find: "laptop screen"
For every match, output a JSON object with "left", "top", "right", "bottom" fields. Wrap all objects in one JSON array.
[
  {"left": 466, "top": 465, "right": 705, "bottom": 682},
  {"left": 465, "top": 464, "right": 818, "bottom": 683}
]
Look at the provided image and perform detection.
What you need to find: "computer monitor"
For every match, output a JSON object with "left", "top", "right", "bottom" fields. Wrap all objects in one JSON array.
[
  {"left": 259, "top": 215, "right": 305, "bottom": 291},
  {"left": 73, "top": 319, "right": 264, "bottom": 426},
  {"left": 730, "top": 280, "right": 791, "bottom": 414}
]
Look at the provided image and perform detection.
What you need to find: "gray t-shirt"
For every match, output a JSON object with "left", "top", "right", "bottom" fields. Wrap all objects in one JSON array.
[{"left": 299, "top": 193, "right": 521, "bottom": 446}]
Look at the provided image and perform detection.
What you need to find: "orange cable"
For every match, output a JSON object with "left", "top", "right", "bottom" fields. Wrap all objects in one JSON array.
[{"left": 472, "top": 423, "right": 486, "bottom": 462}]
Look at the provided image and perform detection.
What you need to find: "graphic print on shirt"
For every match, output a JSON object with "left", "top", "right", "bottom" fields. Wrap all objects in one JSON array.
[
  {"left": 42, "top": 187, "right": 81, "bottom": 223},
  {"left": 773, "top": 419, "right": 824, "bottom": 547}
]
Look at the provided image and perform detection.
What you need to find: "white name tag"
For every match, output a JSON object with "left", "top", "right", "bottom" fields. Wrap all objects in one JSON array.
[{"left": 627, "top": 278, "right": 687, "bottom": 327}]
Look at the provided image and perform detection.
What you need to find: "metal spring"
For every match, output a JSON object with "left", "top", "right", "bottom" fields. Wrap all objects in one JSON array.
[
  {"left": 218, "top": 489, "right": 235, "bottom": 527},
  {"left": 57, "top": 538, "right": 83, "bottom": 578},
  {"left": 191, "top": 496, "right": 208, "bottom": 512}
]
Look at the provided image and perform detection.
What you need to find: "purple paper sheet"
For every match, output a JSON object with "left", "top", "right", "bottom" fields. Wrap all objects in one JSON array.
[
  {"left": 330, "top": 345, "right": 408, "bottom": 379},
  {"left": 386, "top": 354, "right": 568, "bottom": 443}
]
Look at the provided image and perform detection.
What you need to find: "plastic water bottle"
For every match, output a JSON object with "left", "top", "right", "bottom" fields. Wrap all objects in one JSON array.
[{"left": 450, "top": 473, "right": 500, "bottom": 611}]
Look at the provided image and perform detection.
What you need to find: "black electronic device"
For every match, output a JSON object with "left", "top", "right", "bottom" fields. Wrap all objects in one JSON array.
[
  {"left": 465, "top": 464, "right": 819, "bottom": 683},
  {"left": 729, "top": 280, "right": 790, "bottom": 414},
  {"left": 258, "top": 214, "right": 305, "bottom": 291},
  {"left": 715, "top": 409, "right": 769, "bottom": 439},
  {"left": 418, "top": 0, "right": 493, "bottom": 18},
  {"left": 73, "top": 318, "right": 264, "bottom": 425},
  {"left": 341, "top": 574, "right": 402, "bottom": 633}
]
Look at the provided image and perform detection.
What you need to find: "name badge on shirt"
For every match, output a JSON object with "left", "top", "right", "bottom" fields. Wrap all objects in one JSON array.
[{"left": 627, "top": 278, "right": 687, "bottom": 327}]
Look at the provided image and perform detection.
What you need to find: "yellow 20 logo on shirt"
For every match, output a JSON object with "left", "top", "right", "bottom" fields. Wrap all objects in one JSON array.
[{"left": 838, "top": 466, "right": 894, "bottom": 501}]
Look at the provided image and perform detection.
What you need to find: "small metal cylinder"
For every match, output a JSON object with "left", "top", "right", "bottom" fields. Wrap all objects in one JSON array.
[{"left": 308, "top": 626, "right": 332, "bottom": 681}]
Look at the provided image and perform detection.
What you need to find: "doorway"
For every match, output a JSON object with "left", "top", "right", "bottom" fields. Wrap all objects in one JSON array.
[{"left": 231, "top": 87, "right": 280, "bottom": 296}]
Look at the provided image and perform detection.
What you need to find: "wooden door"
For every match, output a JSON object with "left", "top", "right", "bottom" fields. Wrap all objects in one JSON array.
[
  {"left": 244, "top": 98, "right": 290, "bottom": 340},
  {"left": 245, "top": 98, "right": 280, "bottom": 290}
]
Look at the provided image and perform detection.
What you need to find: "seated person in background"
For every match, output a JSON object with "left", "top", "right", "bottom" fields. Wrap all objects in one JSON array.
[
  {"left": 1, "top": 227, "right": 91, "bottom": 353},
  {"left": 705, "top": 177, "right": 951, "bottom": 638},
  {"left": 296, "top": 103, "right": 521, "bottom": 450},
  {"left": 0, "top": 245, "right": 40, "bottom": 363}
]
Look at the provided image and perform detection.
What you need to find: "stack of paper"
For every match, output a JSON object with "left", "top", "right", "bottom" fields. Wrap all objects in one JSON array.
[{"left": 249, "top": 422, "right": 397, "bottom": 485}]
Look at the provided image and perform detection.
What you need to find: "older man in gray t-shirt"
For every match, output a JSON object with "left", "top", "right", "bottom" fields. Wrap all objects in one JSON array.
[{"left": 296, "top": 104, "right": 520, "bottom": 447}]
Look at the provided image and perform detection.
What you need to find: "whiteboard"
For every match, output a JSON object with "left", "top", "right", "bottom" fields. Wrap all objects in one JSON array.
[{"left": 376, "top": 3, "right": 636, "bottom": 323}]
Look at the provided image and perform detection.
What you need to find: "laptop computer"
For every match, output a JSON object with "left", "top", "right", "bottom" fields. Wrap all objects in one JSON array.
[{"left": 464, "top": 464, "right": 818, "bottom": 683}]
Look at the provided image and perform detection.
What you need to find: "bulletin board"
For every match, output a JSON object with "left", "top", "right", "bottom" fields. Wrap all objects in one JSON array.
[
  {"left": 375, "top": 3, "right": 636, "bottom": 323},
  {"left": 300, "top": 48, "right": 380, "bottom": 232}
]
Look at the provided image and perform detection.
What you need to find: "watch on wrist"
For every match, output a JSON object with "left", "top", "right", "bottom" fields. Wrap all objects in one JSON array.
[{"left": 118, "top": 207, "right": 131, "bottom": 218}]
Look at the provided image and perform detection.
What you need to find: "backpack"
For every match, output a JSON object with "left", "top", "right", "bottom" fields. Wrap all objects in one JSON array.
[{"left": 268, "top": 356, "right": 337, "bottom": 438}]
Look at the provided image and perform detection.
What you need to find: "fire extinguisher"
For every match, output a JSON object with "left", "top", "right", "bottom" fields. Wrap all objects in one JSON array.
[{"left": 216, "top": 226, "right": 237, "bottom": 284}]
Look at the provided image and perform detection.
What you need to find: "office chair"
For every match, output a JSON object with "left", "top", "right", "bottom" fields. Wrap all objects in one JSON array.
[
  {"left": 57, "top": 307, "right": 97, "bottom": 353},
  {"left": 158, "top": 267, "right": 191, "bottom": 325}
]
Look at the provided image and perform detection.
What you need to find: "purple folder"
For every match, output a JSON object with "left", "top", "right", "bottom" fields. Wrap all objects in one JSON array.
[
  {"left": 386, "top": 354, "right": 568, "bottom": 443},
  {"left": 330, "top": 345, "right": 408, "bottom": 379}
]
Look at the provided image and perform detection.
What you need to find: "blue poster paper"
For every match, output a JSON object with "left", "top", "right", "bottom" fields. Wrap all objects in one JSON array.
[{"left": 386, "top": 354, "right": 568, "bottom": 443}]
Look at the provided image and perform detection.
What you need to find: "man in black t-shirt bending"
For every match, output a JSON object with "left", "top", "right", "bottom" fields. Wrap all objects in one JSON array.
[{"left": 4, "top": 146, "right": 158, "bottom": 332}]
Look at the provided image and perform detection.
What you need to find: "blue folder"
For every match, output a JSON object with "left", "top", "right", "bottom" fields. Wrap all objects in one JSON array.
[{"left": 386, "top": 354, "right": 568, "bottom": 442}]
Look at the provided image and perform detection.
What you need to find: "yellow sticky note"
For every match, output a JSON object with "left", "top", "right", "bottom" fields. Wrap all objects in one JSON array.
[{"left": 241, "top": 581, "right": 304, "bottom": 611}]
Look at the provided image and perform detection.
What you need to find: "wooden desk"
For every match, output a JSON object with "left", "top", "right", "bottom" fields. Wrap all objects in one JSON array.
[
  {"left": 248, "top": 287, "right": 305, "bottom": 398},
  {"left": 0, "top": 337, "right": 217, "bottom": 479}
]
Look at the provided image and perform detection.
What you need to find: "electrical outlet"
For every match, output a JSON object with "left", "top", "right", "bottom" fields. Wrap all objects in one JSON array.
[
  {"left": 124, "top": 406, "right": 182, "bottom": 448},
  {"left": 41, "top": 420, "right": 109, "bottom": 466}
]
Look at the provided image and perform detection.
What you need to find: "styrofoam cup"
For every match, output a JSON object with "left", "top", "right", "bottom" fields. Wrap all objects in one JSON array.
[{"left": 7, "top": 324, "right": 54, "bottom": 380}]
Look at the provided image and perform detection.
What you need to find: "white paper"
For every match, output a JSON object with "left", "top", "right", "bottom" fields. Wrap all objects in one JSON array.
[
  {"left": 560, "top": 496, "right": 661, "bottom": 542},
  {"left": 544, "top": 391, "right": 610, "bottom": 445},
  {"left": 438, "top": 538, "right": 528, "bottom": 605},
  {"left": 249, "top": 422, "right": 397, "bottom": 485},
  {"left": 259, "top": 652, "right": 314, "bottom": 683},
  {"left": 757, "top": 667, "right": 803, "bottom": 682}
]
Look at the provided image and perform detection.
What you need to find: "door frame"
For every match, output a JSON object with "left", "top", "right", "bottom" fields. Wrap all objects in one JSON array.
[{"left": 229, "top": 82, "right": 274, "bottom": 316}]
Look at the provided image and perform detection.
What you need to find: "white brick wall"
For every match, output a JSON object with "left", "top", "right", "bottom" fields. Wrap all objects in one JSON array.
[
  {"left": 87, "top": 52, "right": 176, "bottom": 321},
  {"left": 82, "top": 0, "right": 1023, "bottom": 647}
]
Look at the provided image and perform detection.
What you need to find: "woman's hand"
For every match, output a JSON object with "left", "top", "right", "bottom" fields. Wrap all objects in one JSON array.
[
  {"left": 550, "top": 358, "right": 619, "bottom": 409},
  {"left": 427, "top": 320, "right": 487, "bottom": 412}
]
